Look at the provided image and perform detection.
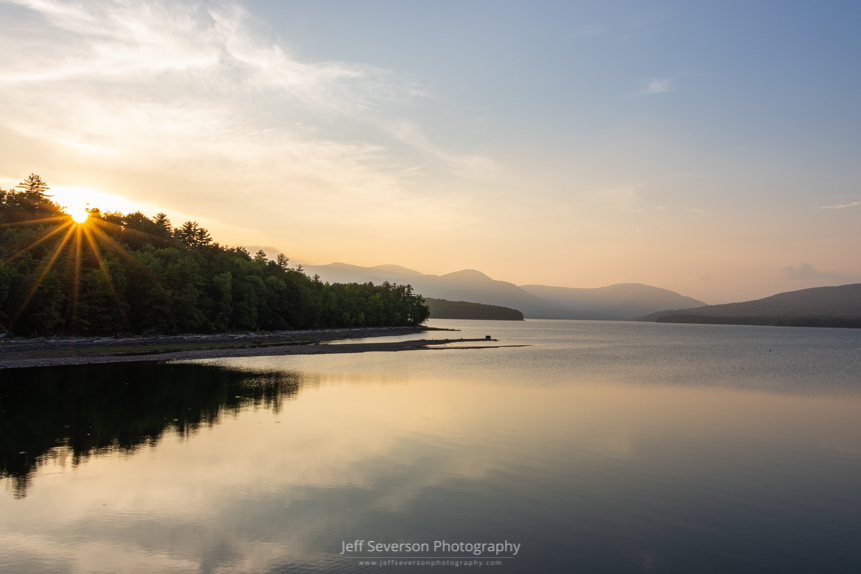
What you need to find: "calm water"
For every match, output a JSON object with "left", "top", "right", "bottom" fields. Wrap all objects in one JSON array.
[{"left": 2, "top": 320, "right": 861, "bottom": 573}]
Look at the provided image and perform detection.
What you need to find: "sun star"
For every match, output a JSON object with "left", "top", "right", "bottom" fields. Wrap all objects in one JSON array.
[{"left": 68, "top": 206, "right": 89, "bottom": 224}]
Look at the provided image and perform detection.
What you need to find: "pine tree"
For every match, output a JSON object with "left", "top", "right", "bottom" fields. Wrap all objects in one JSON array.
[{"left": 15, "top": 174, "right": 51, "bottom": 200}]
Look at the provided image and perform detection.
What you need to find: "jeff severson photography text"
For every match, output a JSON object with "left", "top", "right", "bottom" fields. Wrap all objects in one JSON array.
[{"left": 340, "top": 540, "right": 521, "bottom": 557}]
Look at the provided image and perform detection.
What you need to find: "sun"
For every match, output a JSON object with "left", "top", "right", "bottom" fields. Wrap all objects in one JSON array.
[{"left": 67, "top": 204, "right": 89, "bottom": 224}]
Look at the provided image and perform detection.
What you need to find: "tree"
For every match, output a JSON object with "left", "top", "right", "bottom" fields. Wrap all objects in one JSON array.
[
  {"left": 152, "top": 213, "right": 172, "bottom": 235},
  {"left": 0, "top": 173, "right": 430, "bottom": 335},
  {"left": 212, "top": 272, "right": 233, "bottom": 331},
  {"left": 174, "top": 221, "right": 212, "bottom": 248},
  {"left": 15, "top": 174, "right": 51, "bottom": 200}
]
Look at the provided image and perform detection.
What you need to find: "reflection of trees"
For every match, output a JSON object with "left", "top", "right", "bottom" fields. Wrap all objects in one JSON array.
[{"left": 0, "top": 362, "right": 302, "bottom": 498}]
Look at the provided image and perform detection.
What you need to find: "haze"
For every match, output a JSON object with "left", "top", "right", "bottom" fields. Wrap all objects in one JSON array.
[{"left": 1, "top": 0, "right": 859, "bottom": 303}]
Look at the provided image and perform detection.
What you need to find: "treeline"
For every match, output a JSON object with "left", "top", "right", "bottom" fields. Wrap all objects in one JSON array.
[
  {"left": 424, "top": 298, "right": 524, "bottom": 321},
  {"left": 654, "top": 314, "right": 861, "bottom": 329},
  {"left": 0, "top": 174, "right": 429, "bottom": 336}
]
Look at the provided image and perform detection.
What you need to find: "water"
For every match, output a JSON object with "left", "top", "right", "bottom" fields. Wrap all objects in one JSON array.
[{"left": 2, "top": 320, "right": 860, "bottom": 573}]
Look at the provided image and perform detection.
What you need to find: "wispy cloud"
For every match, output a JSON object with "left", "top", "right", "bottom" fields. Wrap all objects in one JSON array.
[
  {"left": 573, "top": 24, "right": 607, "bottom": 38},
  {"left": 646, "top": 79, "right": 673, "bottom": 94},
  {"left": 782, "top": 263, "right": 838, "bottom": 281},
  {"left": 597, "top": 183, "right": 643, "bottom": 211},
  {"left": 0, "top": 0, "right": 491, "bottom": 241},
  {"left": 821, "top": 200, "right": 861, "bottom": 210},
  {"left": 634, "top": 78, "right": 675, "bottom": 97},
  {"left": 386, "top": 121, "right": 498, "bottom": 180}
]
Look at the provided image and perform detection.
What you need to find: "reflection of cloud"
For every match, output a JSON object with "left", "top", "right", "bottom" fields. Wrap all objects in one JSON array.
[
  {"left": 0, "top": 531, "right": 199, "bottom": 574},
  {"left": 822, "top": 200, "right": 861, "bottom": 210},
  {"left": 3, "top": 353, "right": 859, "bottom": 573}
]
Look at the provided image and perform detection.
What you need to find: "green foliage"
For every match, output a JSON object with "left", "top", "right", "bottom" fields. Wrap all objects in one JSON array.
[
  {"left": 0, "top": 175, "right": 429, "bottom": 335},
  {"left": 424, "top": 298, "right": 524, "bottom": 320}
]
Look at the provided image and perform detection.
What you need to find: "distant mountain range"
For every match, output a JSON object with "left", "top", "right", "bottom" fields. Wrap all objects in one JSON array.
[
  {"left": 301, "top": 263, "right": 706, "bottom": 320},
  {"left": 639, "top": 283, "right": 861, "bottom": 326}
]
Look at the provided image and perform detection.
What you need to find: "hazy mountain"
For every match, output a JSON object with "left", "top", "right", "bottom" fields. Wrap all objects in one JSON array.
[
  {"left": 521, "top": 283, "right": 706, "bottom": 321},
  {"left": 301, "top": 262, "right": 420, "bottom": 284},
  {"left": 639, "top": 283, "right": 861, "bottom": 322},
  {"left": 304, "top": 264, "right": 574, "bottom": 318},
  {"left": 302, "top": 262, "right": 705, "bottom": 320}
]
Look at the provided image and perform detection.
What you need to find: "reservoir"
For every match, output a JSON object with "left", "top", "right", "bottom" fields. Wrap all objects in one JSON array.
[{"left": 2, "top": 319, "right": 860, "bottom": 572}]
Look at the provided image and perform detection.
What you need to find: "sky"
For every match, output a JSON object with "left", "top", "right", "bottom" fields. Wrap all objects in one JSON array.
[{"left": 0, "top": 0, "right": 859, "bottom": 303}]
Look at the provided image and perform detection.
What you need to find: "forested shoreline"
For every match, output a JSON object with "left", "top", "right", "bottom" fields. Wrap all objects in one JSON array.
[
  {"left": 425, "top": 298, "right": 524, "bottom": 320},
  {"left": 0, "top": 175, "right": 429, "bottom": 336}
]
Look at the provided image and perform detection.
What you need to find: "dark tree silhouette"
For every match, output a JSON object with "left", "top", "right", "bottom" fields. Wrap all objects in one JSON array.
[
  {"left": 0, "top": 174, "right": 430, "bottom": 335},
  {"left": 173, "top": 221, "right": 212, "bottom": 248},
  {"left": 15, "top": 173, "right": 51, "bottom": 200}
]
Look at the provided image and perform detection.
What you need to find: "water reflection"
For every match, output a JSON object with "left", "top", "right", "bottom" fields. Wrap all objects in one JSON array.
[
  {"left": 1, "top": 321, "right": 861, "bottom": 573},
  {"left": 1, "top": 363, "right": 303, "bottom": 498}
]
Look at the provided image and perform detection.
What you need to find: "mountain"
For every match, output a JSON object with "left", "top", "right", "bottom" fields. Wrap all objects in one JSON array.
[
  {"left": 639, "top": 283, "right": 861, "bottom": 324},
  {"left": 521, "top": 283, "right": 706, "bottom": 321},
  {"left": 301, "top": 262, "right": 420, "bottom": 285},
  {"left": 304, "top": 264, "right": 575, "bottom": 318},
  {"left": 302, "top": 263, "right": 705, "bottom": 320}
]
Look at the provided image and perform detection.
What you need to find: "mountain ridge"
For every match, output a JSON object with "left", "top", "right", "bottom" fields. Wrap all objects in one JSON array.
[
  {"left": 301, "top": 263, "right": 706, "bottom": 321},
  {"left": 639, "top": 283, "right": 861, "bottom": 322}
]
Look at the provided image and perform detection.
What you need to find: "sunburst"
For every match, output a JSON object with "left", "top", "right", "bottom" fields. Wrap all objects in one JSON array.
[
  {"left": 68, "top": 206, "right": 89, "bottom": 224},
  {"left": 7, "top": 206, "right": 166, "bottom": 333}
]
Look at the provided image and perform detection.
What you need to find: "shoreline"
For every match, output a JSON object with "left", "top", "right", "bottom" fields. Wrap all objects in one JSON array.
[{"left": 0, "top": 326, "right": 519, "bottom": 369}]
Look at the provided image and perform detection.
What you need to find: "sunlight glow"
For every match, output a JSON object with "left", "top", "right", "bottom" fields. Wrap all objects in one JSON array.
[
  {"left": 49, "top": 186, "right": 167, "bottom": 219},
  {"left": 68, "top": 205, "right": 89, "bottom": 224},
  {"left": 13, "top": 224, "right": 76, "bottom": 324},
  {"left": 6, "top": 216, "right": 136, "bottom": 332},
  {"left": 83, "top": 225, "right": 130, "bottom": 327}
]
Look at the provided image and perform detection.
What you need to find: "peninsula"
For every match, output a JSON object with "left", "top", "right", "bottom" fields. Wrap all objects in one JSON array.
[{"left": 0, "top": 174, "right": 429, "bottom": 338}]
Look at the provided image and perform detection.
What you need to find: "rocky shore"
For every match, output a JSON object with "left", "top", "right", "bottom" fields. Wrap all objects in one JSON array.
[{"left": 0, "top": 326, "right": 513, "bottom": 369}]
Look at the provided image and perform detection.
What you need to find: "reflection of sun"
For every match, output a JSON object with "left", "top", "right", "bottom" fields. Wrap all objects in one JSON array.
[{"left": 67, "top": 205, "right": 89, "bottom": 224}]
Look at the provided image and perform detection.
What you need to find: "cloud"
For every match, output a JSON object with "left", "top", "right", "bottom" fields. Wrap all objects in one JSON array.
[
  {"left": 691, "top": 273, "right": 710, "bottom": 282},
  {"left": 573, "top": 24, "right": 607, "bottom": 38},
  {"left": 634, "top": 78, "right": 674, "bottom": 97},
  {"left": 0, "top": 0, "right": 492, "bottom": 241},
  {"left": 781, "top": 264, "right": 861, "bottom": 287},
  {"left": 781, "top": 263, "right": 839, "bottom": 281},
  {"left": 597, "top": 183, "right": 643, "bottom": 211},
  {"left": 821, "top": 201, "right": 861, "bottom": 210},
  {"left": 386, "top": 121, "right": 498, "bottom": 180}
]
